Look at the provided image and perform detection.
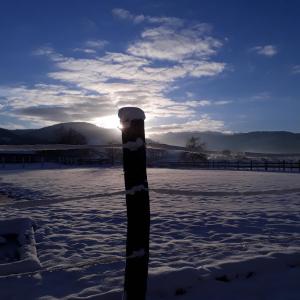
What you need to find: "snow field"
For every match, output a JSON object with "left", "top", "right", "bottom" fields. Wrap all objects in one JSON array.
[{"left": 0, "top": 168, "right": 300, "bottom": 299}]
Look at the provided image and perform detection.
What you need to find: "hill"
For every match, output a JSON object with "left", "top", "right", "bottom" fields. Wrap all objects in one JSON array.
[
  {"left": 1, "top": 122, "right": 300, "bottom": 153},
  {"left": 0, "top": 122, "right": 121, "bottom": 145},
  {"left": 149, "top": 131, "right": 300, "bottom": 154}
]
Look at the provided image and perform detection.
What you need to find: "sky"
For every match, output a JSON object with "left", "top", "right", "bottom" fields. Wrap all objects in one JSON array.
[{"left": 0, "top": 0, "right": 300, "bottom": 134}]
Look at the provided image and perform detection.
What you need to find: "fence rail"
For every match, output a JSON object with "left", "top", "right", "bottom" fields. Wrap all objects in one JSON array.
[
  {"left": 151, "top": 160, "right": 300, "bottom": 173},
  {"left": 1, "top": 156, "right": 300, "bottom": 173}
]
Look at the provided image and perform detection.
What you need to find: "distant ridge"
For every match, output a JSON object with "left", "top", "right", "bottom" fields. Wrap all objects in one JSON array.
[
  {"left": 1, "top": 122, "right": 300, "bottom": 153},
  {"left": 0, "top": 122, "right": 121, "bottom": 145},
  {"left": 149, "top": 131, "right": 300, "bottom": 154}
]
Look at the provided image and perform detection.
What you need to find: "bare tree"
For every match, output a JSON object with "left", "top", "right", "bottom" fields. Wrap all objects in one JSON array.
[
  {"left": 186, "top": 136, "right": 206, "bottom": 152},
  {"left": 182, "top": 136, "right": 207, "bottom": 161}
]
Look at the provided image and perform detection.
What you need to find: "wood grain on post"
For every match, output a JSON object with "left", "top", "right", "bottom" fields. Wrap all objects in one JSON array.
[{"left": 118, "top": 107, "right": 150, "bottom": 300}]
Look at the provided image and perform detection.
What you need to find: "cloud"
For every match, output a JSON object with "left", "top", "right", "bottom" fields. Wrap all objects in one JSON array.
[
  {"left": 112, "top": 8, "right": 135, "bottom": 20},
  {"left": 127, "top": 21, "right": 221, "bottom": 61},
  {"left": 214, "top": 100, "right": 232, "bottom": 105},
  {"left": 184, "top": 100, "right": 211, "bottom": 107},
  {"left": 183, "top": 100, "right": 232, "bottom": 107},
  {"left": 1, "top": 84, "right": 116, "bottom": 126},
  {"left": 42, "top": 50, "right": 225, "bottom": 120},
  {"left": 32, "top": 46, "right": 64, "bottom": 61},
  {"left": 112, "top": 8, "right": 145, "bottom": 24},
  {"left": 2, "top": 9, "right": 227, "bottom": 131},
  {"left": 73, "top": 48, "right": 96, "bottom": 54},
  {"left": 32, "top": 47, "right": 54, "bottom": 56},
  {"left": 251, "top": 45, "right": 278, "bottom": 57},
  {"left": 18, "top": 100, "right": 115, "bottom": 122},
  {"left": 112, "top": 8, "right": 220, "bottom": 62},
  {"left": 85, "top": 39, "right": 108, "bottom": 49},
  {"left": 112, "top": 8, "right": 183, "bottom": 26},
  {"left": 147, "top": 115, "right": 225, "bottom": 134},
  {"left": 73, "top": 39, "right": 108, "bottom": 54},
  {"left": 292, "top": 65, "right": 300, "bottom": 74},
  {"left": 48, "top": 52, "right": 224, "bottom": 86},
  {"left": 251, "top": 92, "right": 271, "bottom": 101}
]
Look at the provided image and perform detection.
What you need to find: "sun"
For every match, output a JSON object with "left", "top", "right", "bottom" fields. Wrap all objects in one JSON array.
[{"left": 93, "top": 115, "right": 121, "bottom": 129}]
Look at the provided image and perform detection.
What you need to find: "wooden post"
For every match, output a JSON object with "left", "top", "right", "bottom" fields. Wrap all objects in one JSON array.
[{"left": 119, "top": 107, "right": 150, "bottom": 300}]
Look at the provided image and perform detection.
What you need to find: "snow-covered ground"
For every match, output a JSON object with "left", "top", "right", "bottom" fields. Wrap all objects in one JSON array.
[{"left": 0, "top": 168, "right": 300, "bottom": 299}]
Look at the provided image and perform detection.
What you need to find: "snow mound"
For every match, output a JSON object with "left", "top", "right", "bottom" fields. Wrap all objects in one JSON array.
[{"left": 0, "top": 218, "right": 41, "bottom": 276}]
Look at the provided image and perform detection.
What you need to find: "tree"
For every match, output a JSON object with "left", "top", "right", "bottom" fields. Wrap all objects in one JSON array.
[
  {"left": 186, "top": 136, "right": 206, "bottom": 153},
  {"left": 182, "top": 136, "right": 207, "bottom": 161}
]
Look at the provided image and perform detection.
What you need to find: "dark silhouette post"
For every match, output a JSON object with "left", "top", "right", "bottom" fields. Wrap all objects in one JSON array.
[{"left": 118, "top": 107, "right": 150, "bottom": 300}]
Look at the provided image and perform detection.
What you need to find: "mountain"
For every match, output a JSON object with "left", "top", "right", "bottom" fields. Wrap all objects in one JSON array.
[
  {"left": 0, "top": 128, "right": 29, "bottom": 144},
  {"left": 0, "top": 122, "right": 121, "bottom": 145},
  {"left": 1, "top": 122, "right": 300, "bottom": 153},
  {"left": 149, "top": 131, "right": 300, "bottom": 154}
]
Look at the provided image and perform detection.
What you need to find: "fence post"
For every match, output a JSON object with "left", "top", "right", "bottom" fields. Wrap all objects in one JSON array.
[
  {"left": 119, "top": 107, "right": 150, "bottom": 300},
  {"left": 111, "top": 147, "right": 115, "bottom": 165}
]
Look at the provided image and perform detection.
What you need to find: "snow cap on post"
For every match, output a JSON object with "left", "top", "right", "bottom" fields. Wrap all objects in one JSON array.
[{"left": 118, "top": 107, "right": 145, "bottom": 128}]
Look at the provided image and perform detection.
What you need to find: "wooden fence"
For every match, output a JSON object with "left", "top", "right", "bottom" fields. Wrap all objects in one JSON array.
[
  {"left": 1, "top": 156, "right": 300, "bottom": 173},
  {"left": 152, "top": 160, "right": 300, "bottom": 173}
]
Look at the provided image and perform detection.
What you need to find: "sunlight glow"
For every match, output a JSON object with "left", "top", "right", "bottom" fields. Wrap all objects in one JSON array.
[{"left": 93, "top": 115, "right": 120, "bottom": 129}]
